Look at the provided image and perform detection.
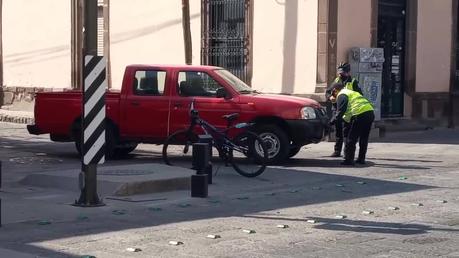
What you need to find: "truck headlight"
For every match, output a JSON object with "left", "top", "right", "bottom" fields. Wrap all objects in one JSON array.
[{"left": 300, "top": 107, "right": 317, "bottom": 119}]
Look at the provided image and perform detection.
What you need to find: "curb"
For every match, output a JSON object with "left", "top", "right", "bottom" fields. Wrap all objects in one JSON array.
[
  {"left": 114, "top": 177, "right": 190, "bottom": 196},
  {"left": 18, "top": 164, "right": 194, "bottom": 196}
]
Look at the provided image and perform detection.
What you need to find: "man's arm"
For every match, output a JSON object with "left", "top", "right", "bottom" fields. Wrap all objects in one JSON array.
[{"left": 329, "top": 94, "right": 348, "bottom": 124}]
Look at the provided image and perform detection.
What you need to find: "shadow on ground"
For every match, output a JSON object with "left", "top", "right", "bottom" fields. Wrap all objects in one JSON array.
[
  {"left": 0, "top": 129, "right": 450, "bottom": 257},
  {"left": 241, "top": 215, "right": 458, "bottom": 235},
  {"left": 373, "top": 128, "right": 459, "bottom": 145}
]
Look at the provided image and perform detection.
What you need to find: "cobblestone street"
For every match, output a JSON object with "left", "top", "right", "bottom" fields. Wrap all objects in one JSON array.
[{"left": 0, "top": 122, "right": 459, "bottom": 257}]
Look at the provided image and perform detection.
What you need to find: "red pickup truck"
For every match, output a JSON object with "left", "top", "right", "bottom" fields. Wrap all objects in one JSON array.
[{"left": 28, "top": 65, "right": 328, "bottom": 163}]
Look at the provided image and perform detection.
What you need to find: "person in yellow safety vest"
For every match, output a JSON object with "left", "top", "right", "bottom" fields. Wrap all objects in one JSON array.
[
  {"left": 325, "top": 62, "right": 362, "bottom": 157},
  {"left": 328, "top": 82, "right": 375, "bottom": 166}
]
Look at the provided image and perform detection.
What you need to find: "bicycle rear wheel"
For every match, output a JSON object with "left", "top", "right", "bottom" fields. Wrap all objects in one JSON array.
[
  {"left": 162, "top": 129, "right": 198, "bottom": 167},
  {"left": 229, "top": 131, "right": 268, "bottom": 177}
]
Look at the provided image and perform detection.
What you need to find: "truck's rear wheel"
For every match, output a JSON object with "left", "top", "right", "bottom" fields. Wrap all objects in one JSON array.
[
  {"left": 255, "top": 124, "right": 289, "bottom": 164},
  {"left": 72, "top": 121, "right": 118, "bottom": 159},
  {"left": 116, "top": 143, "right": 138, "bottom": 156}
]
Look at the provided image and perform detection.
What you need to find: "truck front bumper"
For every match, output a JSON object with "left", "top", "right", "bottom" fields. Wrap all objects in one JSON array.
[{"left": 286, "top": 110, "right": 330, "bottom": 146}]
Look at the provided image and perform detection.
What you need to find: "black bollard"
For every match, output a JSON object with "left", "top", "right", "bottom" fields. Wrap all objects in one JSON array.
[
  {"left": 191, "top": 143, "right": 210, "bottom": 198},
  {"left": 0, "top": 160, "right": 2, "bottom": 189},
  {"left": 204, "top": 163, "right": 212, "bottom": 185},
  {"left": 192, "top": 143, "right": 209, "bottom": 173},
  {"left": 198, "top": 135, "right": 213, "bottom": 184},
  {"left": 191, "top": 174, "right": 208, "bottom": 198}
]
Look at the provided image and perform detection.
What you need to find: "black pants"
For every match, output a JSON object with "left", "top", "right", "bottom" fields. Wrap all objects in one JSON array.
[
  {"left": 334, "top": 118, "right": 350, "bottom": 154},
  {"left": 344, "top": 111, "right": 375, "bottom": 162}
]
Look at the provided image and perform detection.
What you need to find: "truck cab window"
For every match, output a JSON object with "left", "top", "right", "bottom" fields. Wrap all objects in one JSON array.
[
  {"left": 178, "top": 71, "right": 223, "bottom": 97},
  {"left": 133, "top": 70, "right": 166, "bottom": 96}
]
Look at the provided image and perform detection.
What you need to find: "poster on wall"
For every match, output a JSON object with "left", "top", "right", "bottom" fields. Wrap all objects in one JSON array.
[
  {"left": 349, "top": 47, "right": 384, "bottom": 121},
  {"left": 359, "top": 73, "right": 382, "bottom": 121}
]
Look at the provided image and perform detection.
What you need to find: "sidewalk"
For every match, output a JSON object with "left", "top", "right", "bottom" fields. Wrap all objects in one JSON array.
[{"left": 0, "top": 109, "right": 34, "bottom": 124}]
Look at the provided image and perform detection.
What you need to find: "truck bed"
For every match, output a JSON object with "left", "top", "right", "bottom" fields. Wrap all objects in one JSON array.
[{"left": 32, "top": 90, "right": 121, "bottom": 138}]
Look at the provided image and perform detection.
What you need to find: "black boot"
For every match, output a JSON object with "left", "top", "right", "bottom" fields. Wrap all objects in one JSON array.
[
  {"left": 342, "top": 143, "right": 355, "bottom": 165},
  {"left": 355, "top": 159, "right": 365, "bottom": 165},
  {"left": 330, "top": 151, "right": 341, "bottom": 157},
  {"left": 356, "top": 154, "right": 366, "bottom": 164},
  {"left": 341, "top": 160, "right": 355, "bottom": 165}
]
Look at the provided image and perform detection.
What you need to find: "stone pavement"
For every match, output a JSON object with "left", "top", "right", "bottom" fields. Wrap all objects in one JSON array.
[{"left": 0, "top": 122, "right": 459, "bottom": 257}]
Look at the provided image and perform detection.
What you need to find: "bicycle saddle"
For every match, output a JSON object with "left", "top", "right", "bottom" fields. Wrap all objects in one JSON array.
[{"left": 222, "top": 113, "right": 239, "bottom": 122}]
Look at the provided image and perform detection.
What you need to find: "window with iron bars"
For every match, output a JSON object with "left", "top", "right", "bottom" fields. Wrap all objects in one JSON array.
[{"left": 201, "top": 0, "right": 252, "bottom": 84}]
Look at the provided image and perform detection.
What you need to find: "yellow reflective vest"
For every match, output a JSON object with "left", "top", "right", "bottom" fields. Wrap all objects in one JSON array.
[
  {"left": 337, "top": 89, "right": 374, "bottom": 123},
  {"left": 334, "top": 77, "right": 357, "bottom": 91}
]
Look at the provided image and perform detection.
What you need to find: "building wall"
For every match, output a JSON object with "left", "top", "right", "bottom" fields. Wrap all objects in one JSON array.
[
  {"left": 3, "top": 0, "right": 71, "bottom": 88},
  {"left": 336, "top": 0, "right": 372, "bottom": 63},
  {"left": 110, "top": 0, "right": 201, "bottom": 89},
  {"left": 251, "top": 0, "right": 318, "bottom": 94},
  {"left": 415, "top": 0, "right": 452, "bottom": 93}
]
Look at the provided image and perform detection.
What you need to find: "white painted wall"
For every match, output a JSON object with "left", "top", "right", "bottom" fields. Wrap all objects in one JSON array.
[
  {"left": 336, "top": 0, "right": 372, "bottom": 64},
  {"left": 110, "top": 0, "right": 201, "bottom": 89},
  {"left": 251, "top": 0, "right": 318, "bottom": 94},
  {"left": 3, "top": 0, "right": 71, "bottom": 88},
  {"left": 416, "top": 0, "right": 452, "bottom": 93}
]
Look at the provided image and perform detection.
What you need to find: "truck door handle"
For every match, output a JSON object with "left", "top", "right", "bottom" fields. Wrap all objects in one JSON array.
[
  {"left": 131, "top": 101, "right": 140, "bottom": 106},
  {"left": 174, "top": 103, "right": 183, "bottom": 108}
]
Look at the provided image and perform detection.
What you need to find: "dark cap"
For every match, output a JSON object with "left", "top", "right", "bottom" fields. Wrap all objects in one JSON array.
[{"left": 337, "top": 62, "right": 351, "bottom": 73}]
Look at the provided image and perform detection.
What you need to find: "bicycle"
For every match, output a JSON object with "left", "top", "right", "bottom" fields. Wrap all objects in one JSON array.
[{"left": 162, "top": 100, "right": 268, "bottom": 177}]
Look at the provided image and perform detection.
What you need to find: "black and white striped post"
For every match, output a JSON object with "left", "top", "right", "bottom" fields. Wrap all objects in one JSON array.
[{"left": 74, "top": 55, "right": 107, "bottom": 207}]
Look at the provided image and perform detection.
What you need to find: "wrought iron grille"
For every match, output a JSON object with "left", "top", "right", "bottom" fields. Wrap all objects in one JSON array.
[{"left": 201, "top": 0, "right": 252, "bottom": 83}]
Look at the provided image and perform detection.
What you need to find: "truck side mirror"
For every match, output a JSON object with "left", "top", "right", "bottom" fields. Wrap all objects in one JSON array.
[{"left": 216, "top": 88, "right": 230, "bottom": 99}]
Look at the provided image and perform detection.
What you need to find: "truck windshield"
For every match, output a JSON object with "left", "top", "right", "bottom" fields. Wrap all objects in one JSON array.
[{"left": 215, "top": 69, "right": 256, "bottom": 94}]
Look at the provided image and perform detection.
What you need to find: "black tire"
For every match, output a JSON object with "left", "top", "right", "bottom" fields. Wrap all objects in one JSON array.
[
  {"left": 229, "top": 131, "right": 268, "bottom": 177},
  {"left": 115, "top": 143, "right": 138, "bottom": 156},
  {"left": 73, "top": 129, "right": 82, "bottom": 157},
  {"left": 162, "top": 130, "right": 198, "bottom": 167},
  {"left": 255, "top": 124, "right": 290, "bottom": 164},
  {"left": 72, "top": 120, "right": 118, "bottom": 159},
  {"left": 104, "top": 123, "right": 118, "bottom": 159},
  {"left": 288, "top": 146, "right": 302, "bottom": 158}
]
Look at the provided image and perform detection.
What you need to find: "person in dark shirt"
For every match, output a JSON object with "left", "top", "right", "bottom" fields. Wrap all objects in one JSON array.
[
  {"left": 329, "top": 82, "right": 375, "bottom": 165},
  {"left": 325, "top": 62, "right": 362, "bottom": 157}
]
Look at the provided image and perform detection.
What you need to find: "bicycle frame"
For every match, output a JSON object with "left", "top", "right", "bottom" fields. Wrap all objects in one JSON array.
[
  {"left": 163, "top": 100, "right": 267, "bottom": 178},
  {"left": 184, "top": 106, "right": 255, "bottom": 160}
]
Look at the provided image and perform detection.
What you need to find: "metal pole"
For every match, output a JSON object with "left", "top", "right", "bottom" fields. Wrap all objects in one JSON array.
[
  {"left": 103, "top": 0, "right": 112, "bottom": 89},
  {"left": 0, "top": 0, "right": 3, "bottom": 88},
  {"left": 84, "top": 0, "right": 98, "bottom": 56},
  {"left": 182, "top": 0, "right": 193, "bottom": 65},
  {"left": 73, "top": 0, "right": 105, "bottom": 207}
]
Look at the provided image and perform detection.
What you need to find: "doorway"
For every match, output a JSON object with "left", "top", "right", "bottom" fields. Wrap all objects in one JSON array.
[{"left": 377, "top": 0, "right": 406, "bottom": 117}]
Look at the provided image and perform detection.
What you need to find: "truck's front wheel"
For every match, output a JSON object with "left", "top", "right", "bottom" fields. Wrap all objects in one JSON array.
[
  {"left": 288, "top": 146, "right": 302, "bottom": 158},
  {"left": 255, "top": 124, "right": 289, "bottom": 164}
]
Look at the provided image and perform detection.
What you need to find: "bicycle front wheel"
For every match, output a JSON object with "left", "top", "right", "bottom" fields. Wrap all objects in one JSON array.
[
  {"left": 229, "top": 131, "right": 268, "bottom": 177},
  {"left": 162, "top": 129, "right": 198, "bottom": 167}
]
